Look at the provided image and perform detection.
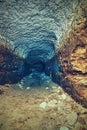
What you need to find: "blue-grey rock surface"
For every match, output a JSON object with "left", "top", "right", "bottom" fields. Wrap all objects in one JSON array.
[
  {"left": 0, "top": 0, "right": 77, "bottom": 55},
  {"left": 0, "top": 0, "right": 79, "bottom": 86}
]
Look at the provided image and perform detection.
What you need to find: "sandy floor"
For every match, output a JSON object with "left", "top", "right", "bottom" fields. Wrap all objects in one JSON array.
[{"left": 0, "top": 84, "right": 87, "bottom": 130}]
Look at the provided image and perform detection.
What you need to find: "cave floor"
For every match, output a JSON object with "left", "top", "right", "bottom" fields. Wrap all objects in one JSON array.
[{"left": 0, "top": 84, "right": 87, "bottom": 130}]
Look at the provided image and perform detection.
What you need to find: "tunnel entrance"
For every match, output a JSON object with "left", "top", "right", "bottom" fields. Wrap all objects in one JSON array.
[
  {"left": 21, "top": 42, "right": 60, "bottom": 88},
  {"left": 0, "top": 42, "right": 62, "bottom": 88}
]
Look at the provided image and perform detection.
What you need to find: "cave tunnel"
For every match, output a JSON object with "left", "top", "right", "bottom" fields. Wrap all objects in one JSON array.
[
  {"left": 0, "top": 0, "right": 68, "bottom": 87},
  {"left": 0, "top": 1, "right": 87, "bottom": 130},
  {"left": 0, "top": 0, "right": 87, "bottom": 108},
  {"left": 0, "top": 38, "right": 62, "bottom": 88},
  {"left": 23, "top": 41, "right": 61, "bottom": 87}
]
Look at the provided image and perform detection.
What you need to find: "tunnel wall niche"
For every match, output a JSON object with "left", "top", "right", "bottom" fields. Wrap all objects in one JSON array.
[{"left": 19, "top": 41, "right": 63, "bottom": 87}]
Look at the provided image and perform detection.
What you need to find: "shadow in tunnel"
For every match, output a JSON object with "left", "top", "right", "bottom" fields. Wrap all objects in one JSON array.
[
  {"left": 0, "top": 44, "right": 87, "bottom": 108},
  {"left": 0, "top": 45, "right": 29, "bottom": 85},
  {"left": 21, "top": 41, "right": 57, "bottom": 87},
  {"left": 0, "top": 43, "right": 63, "bottom": 88}
]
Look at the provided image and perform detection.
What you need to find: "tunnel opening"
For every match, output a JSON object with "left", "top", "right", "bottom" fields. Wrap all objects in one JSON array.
[
  {"left": 0, "top": 33, "right": 62, "bottom": 88},
  {"left": 0, "top": 0, "right": 87, "bottom": 109},
  {"left": 0, "top": 41, "right": 63, "bottom": 89},
  {"left": 21, "top": 41, "right": 58, "bottom": 88}
]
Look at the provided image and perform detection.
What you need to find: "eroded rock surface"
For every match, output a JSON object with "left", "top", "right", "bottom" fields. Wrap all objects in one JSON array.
[
  {"left": 0, "top": 0, "right": 75, "bottom": 85},
  {"left": 59, "top": 3, "right": 87, "bottom": 107},
  {"left": 0, "top": 0, "right": 87, "bottom": 107}
]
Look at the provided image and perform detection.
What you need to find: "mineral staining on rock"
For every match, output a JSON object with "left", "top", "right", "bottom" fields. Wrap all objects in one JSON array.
[
  {"left": 0, "top": 0, "right": 87, "bottom": 107},
  {"left": 59, "top": 12, "right": 87, "bottom": 107}
]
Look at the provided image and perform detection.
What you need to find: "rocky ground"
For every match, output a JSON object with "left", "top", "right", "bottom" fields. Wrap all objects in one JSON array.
[{"left": 0, "top": 84, "right": 87, "bottom": 130}]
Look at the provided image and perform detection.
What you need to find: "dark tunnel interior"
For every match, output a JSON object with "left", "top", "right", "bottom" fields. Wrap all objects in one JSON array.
[
  {"left": 0, "top": 40, "right": 62, "bottom": 88},
  {"left": 0, "top": 0, "right": 69, "bottom": 88}
]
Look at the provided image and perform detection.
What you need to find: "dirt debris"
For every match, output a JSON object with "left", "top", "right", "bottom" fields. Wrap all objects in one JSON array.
[{"left": 0, "top": 84, "right": 87, "bottom": 130}]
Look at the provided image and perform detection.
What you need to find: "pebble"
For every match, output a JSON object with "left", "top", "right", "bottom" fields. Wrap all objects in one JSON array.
[
  {"left": 19, "top": 84, "right": 23, "bottom": 89},
  {"left": 67, "top": 112, "right": 78, "bottom": 125},
  {"left": 45, "top": 87, "right": 49, "bottom": 90},
  {"left": 47, "top": 99, "right": 57, "bottom": 107},
  {"left": 52, "top": 86, "right": 57, "bottom": 89},
  {"left": 57, "top": 89, "right": 60, "bottom": 93},
  {"left": 26, "top": 87, "right": 30, "bottom": 90},
  {"left": 60, "top": 126, "right": 69, "bottom": 130},
  {"left": 40, "top": 102, "right": 47, "bottom": 109},
  {"left": 61, "top": 93, "right": 67, "bottom": 100}
]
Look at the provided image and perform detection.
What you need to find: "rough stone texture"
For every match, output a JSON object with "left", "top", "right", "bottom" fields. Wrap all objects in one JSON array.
[
  {"left": 0, "top": 41, "right": 28, "bottom": 84},
  {"left": 0, "top": 0, "right": 75, "bottom": 85},
  {"left": 59, "top": 0, "right": 87, "bottom": 107},
  {"left": 0, "top": 0, "right": 74, "bottom": 48},
  {"left": 0, "top": 0, "right": 87, "bottom": 107}
]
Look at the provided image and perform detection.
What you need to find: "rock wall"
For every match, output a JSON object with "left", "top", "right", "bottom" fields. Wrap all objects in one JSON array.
[
  {"left": 0, "top": 0, "right": 76, "bottom": 55},
  {"left": 59, "top": 0, "right": 87, "bottom": 107},
  {"left": 0, "top": 0, "right": 75, "bottom": 85},
  {"left": 0, "top": 0, "right": 87, "bottom": 107},
  {"left": 0, "top": 40, "right": 29, "bottom": 84}
]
